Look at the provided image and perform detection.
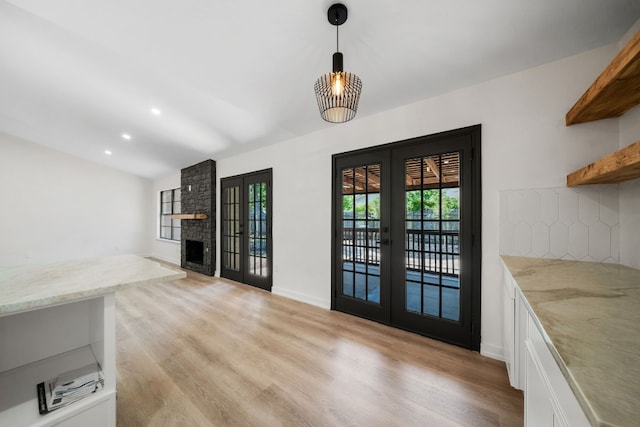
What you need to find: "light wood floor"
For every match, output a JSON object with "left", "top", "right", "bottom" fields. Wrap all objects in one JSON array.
[{"left": 115, "top": 267, "right": 523, "bottom": 426}]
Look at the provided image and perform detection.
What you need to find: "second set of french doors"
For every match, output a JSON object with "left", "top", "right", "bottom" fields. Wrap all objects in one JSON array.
[{"left": 220, "top": 169, "right": 272, "bottom": 291}]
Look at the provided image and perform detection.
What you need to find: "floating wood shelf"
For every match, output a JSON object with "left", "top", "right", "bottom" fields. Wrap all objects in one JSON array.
[
  {"left": 170, "top": 213, "right": 208, "bottom": 220},
  {"left": 567, "top": 140, "right": 640, "bottom": 186},
  {"left": 566, "top": 31, "right": 640, "bottom": 125}
]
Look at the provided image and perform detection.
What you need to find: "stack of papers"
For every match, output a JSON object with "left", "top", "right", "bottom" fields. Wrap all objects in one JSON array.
[{"left": 37, "top": 363, "right": 104, "bottom": 414}]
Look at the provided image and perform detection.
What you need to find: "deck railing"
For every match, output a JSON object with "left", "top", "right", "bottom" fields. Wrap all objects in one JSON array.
[{"left": 342, "top": 228, "right": 460, "bottom": 276}]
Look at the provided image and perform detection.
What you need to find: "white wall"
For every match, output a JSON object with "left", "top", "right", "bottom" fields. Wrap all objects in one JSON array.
[
  {"left": 209, "top": 42, "right": 620, "bottom": 359},
  {"left": 618, "top": 20, "right": 640, "bottom": 270},
  {"left": 0, "top": 133, "right": 152, "bottom": 267},
  {"left": 149, "top": 172, "right": 181, "bottom": 264},
  {"left": 618, "top": 107, "right": 640, "bottom": 270}
]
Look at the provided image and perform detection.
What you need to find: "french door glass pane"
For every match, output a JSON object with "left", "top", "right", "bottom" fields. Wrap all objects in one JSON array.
[
  {"left": 223, "top": 185, "right": 241, "bottom": 271},
  {"left": 341, "top": 164, "right": 381, "bottom": 303},
  {"left": 404, "top": 153, "right": 461, "bottom": 321},
  {"left": 248, "top": 182, "right": 268, "bottom": 277}
]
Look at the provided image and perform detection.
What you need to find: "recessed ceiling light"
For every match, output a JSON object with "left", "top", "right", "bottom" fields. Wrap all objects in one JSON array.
[
  {"left": 104, "top": 150, "right": 112, "bottom": 155},
  {"left": 150, "top": 107, "right": 162, "bottom": 116},
  {"left": 121, "top": 133, "right": 132, "bottom": 140}
]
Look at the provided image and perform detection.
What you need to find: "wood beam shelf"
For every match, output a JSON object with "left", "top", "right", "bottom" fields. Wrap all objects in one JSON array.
[
  {"left": 566, "top": 31, "right": 640, "bottom": 126},
  {"left": 567, "top": 140, "right": 640, "bottom": 186},
  {"left": 565, "top": 30, "right": 640, "bottom": 186},
  {"left": 170, "top": 214, "right": 208, "bottom": 220}
]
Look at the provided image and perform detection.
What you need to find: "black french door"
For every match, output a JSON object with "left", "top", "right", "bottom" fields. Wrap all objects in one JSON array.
[
  {"left": 332, "top": 126, "right": 481, "bottom": 350},
  {"left": 221, "top": 169, "right": 272, "bottom": 291},
  {"left": 334, "top": 151, "right": 392, "bottom": 323}
]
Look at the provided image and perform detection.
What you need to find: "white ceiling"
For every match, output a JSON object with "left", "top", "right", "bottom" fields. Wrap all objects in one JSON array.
[{"left": 1, "top": 1, "right": 639, "bottom": 178}]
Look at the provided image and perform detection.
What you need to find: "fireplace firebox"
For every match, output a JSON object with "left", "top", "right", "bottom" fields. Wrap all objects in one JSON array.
[{"left": 185, "top": 240, "right": 204, "bottom": 265}]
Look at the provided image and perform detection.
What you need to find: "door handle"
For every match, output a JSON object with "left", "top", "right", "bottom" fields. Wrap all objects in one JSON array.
[{"left": 381, "top": 239, "right": 391, "bottom": 246}]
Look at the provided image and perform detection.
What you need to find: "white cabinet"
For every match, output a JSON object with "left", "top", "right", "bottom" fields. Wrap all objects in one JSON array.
[
  {"left": 524, "top": 314, "right": 589, "bottom": 427},
  {"left": 502, "top": 262, "right": 590, "bottom": 427},
  {"left": 0, "top": 295, "right": 116, "bottom": 427},
  {"left": 525, "top": 343, "right": 554, "bottom": 427},
  {"left": 502, "top": 268, "right": 527, "bottom": 390}
]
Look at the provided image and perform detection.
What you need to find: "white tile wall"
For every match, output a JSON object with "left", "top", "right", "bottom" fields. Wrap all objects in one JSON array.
[{"left": 499, "top": 186, "right": 619, "bottom": 262}]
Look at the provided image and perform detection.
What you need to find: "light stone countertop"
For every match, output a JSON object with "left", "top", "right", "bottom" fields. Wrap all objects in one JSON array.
[
  {"left": 0, "top": 254, "right": 186, "bottom": 316},
  {"left": 501, "top": 256, "right": 640, "bottom": 427}
]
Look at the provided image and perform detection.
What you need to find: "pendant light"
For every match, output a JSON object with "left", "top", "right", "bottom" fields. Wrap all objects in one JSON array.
[{"left": 314, "top": 3, "right": 362, "bottom": 123}]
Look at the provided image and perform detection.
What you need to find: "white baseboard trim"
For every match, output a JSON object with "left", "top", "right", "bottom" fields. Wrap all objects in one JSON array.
[
  {"left": 272, "top": 286, "right": 331, "bottom": 310},
  {"left": 481, "top": 343, "right": 505, "bottom": 362}
]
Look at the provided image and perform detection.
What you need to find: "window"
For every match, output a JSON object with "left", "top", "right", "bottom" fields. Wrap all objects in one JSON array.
[{"left": 160, "top": 188, "right": 181, "bottom": 241}]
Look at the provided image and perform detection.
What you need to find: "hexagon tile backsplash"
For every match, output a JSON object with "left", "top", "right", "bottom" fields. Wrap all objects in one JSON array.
[{"left": 499, "top": 186, "right": 619, "bottom": 262}]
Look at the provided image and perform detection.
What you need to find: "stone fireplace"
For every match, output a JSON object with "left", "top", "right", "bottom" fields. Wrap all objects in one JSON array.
[{"left": 180, "top": 160, "right": 216, "bottom": 275}]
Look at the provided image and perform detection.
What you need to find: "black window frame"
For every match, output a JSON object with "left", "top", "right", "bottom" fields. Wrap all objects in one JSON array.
[{"left": 159, "top": 188, "right": 181, "bottom": 241}]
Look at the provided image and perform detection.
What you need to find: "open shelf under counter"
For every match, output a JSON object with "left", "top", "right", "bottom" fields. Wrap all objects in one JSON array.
[
  {"left": 0, "top": 345, "right": 115, "bottom": 427},
  {"left": 0, "top": 255, "right": 186, "bottom": 426}
]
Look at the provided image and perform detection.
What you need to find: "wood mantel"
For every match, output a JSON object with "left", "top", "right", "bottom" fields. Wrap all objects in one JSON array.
[
  {"left": 567, "top": 140, "right": 640, "bottom": 186},
  {"left": 566, "top": 31, "right": 640, "bottom": 125},
  {"left": 170, "top": 213, "right": 208, "bottom": 220}
]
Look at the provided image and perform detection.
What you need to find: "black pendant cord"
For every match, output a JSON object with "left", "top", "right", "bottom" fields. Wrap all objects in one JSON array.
[{"left": 336, "top": 23, "right": 340, "bottom": 53}]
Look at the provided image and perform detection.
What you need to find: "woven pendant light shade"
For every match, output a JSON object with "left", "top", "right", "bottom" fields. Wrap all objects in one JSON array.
[
  {"left": 314, "top": 3, "right": 362, "bottom": 123},
  {"left": 314, "top": 71, "right": 362, "bottom": 123}
]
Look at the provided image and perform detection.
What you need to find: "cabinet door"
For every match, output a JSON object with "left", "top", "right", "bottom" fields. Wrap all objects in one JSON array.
[
  {"left": 553, "top": 412, "right": 569, "bottom": 427},
  {"left": 502, "top": 273, "right": 516, "bottom": 386},
  {"left": 516, "top": 291, "right": 528, "bottom": 389},
  {"left": 502, "top": 265, "right": 525, "bottom": 390},
  {"left": 525, "top": 341, "right": 554, "bottom": 427}
]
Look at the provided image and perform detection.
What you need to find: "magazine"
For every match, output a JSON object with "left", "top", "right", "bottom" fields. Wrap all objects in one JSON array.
[{"left": 37, "top": 362, "right": 104, "bottom": 415}]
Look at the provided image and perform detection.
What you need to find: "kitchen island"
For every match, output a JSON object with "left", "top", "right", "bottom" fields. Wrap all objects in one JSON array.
[
  {"left": 0, "top": 255, "right": 185, "bottom": 427},
  {"left": 502, "top": 256, "right": 640, "bottom": 427}
]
